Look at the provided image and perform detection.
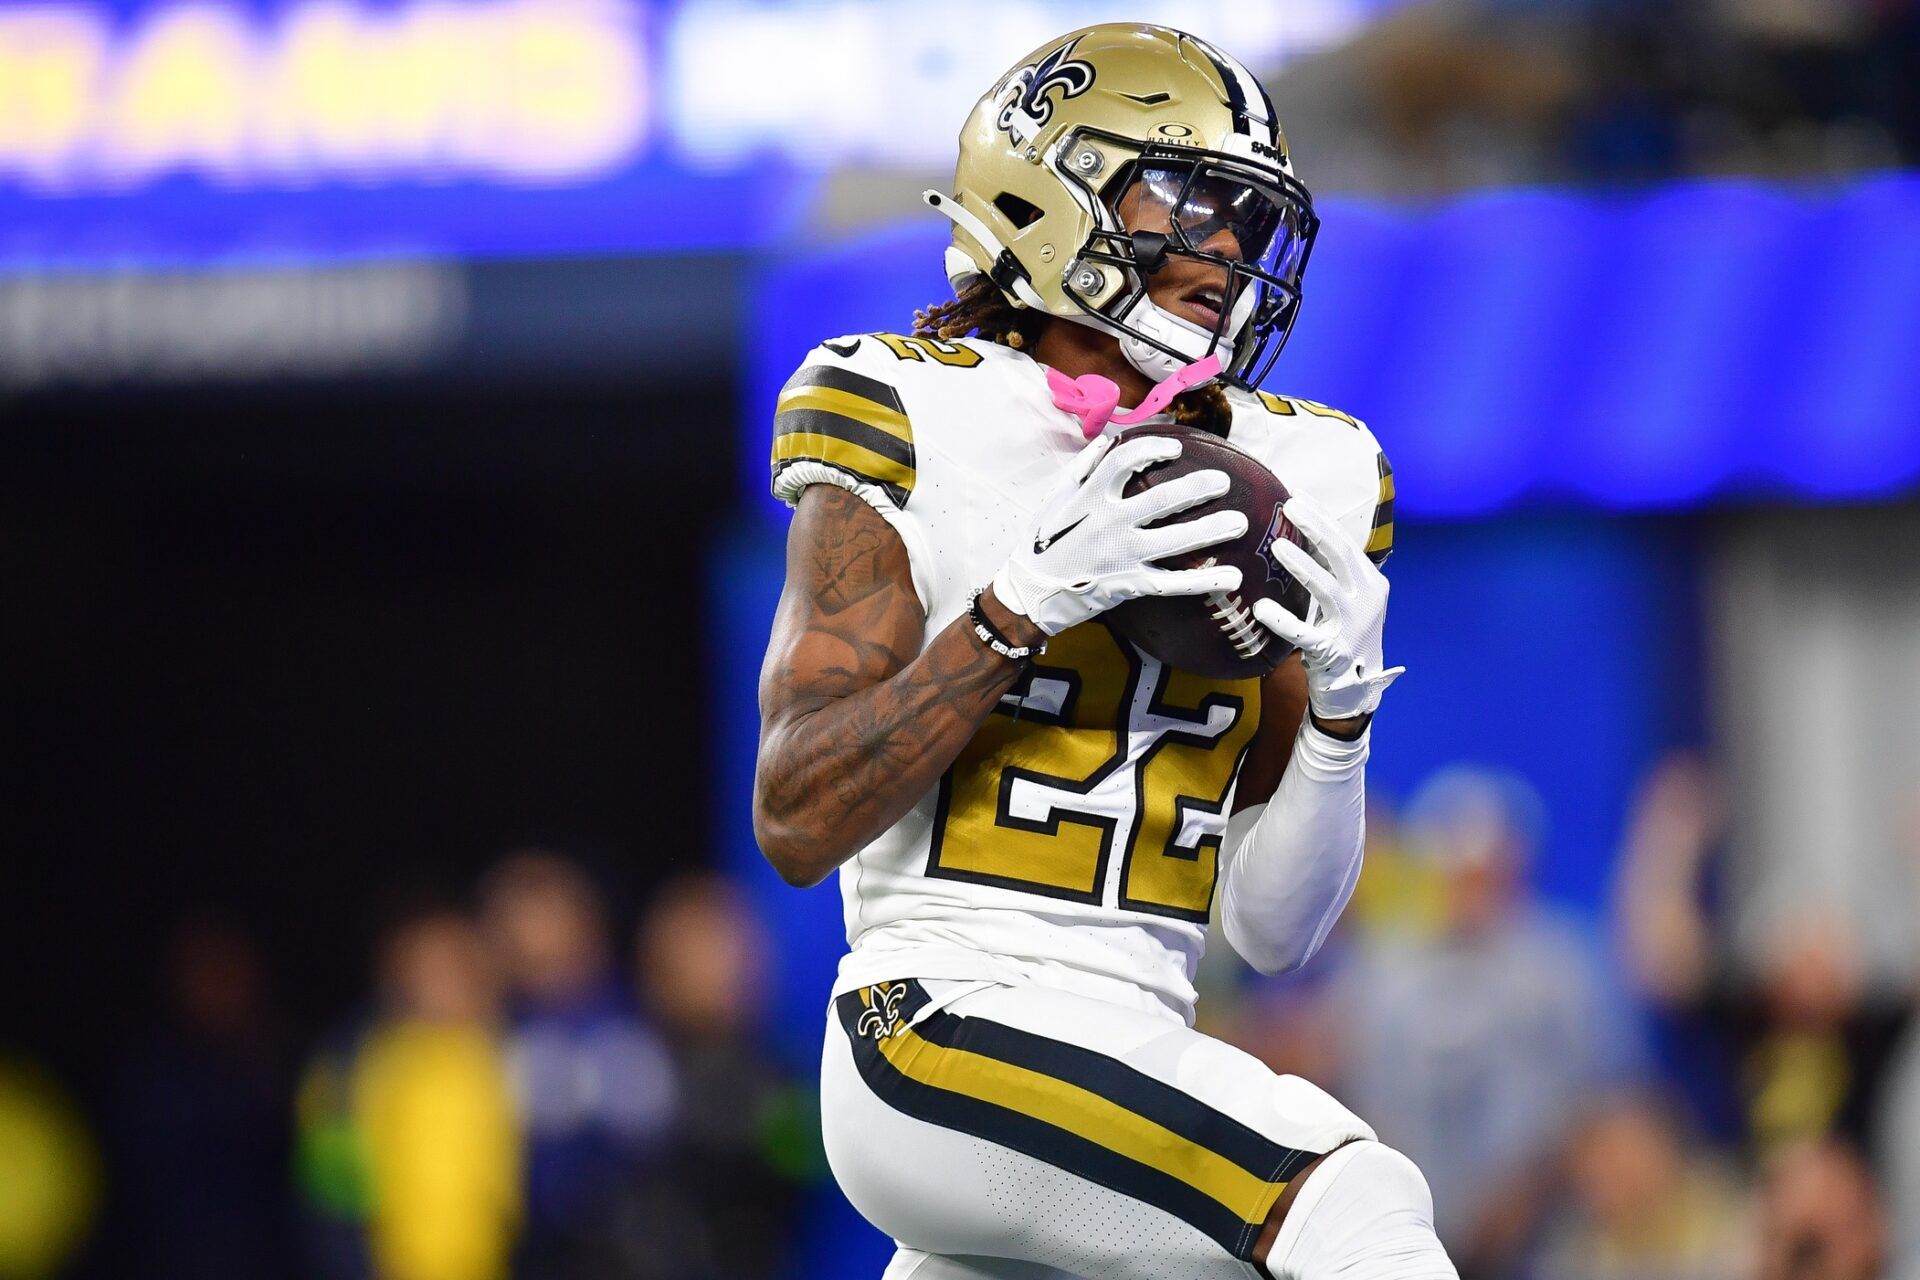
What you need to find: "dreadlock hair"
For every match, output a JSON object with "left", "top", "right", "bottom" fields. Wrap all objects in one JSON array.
[
  {"left": 913, "top": 276, "right": 1234, "bottom": 436},
  {"left": 913, "top": 274, "right": 1042, "bottom": 350}
]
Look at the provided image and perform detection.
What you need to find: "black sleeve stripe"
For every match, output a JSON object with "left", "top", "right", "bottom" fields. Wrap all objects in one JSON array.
[
  {"left": 782, "top": 362, "right": 907, "bottom": 413},
  {"left": 773, "top": 407, "right": 914, "bottom": 470},
  {"left": 1365, "top": 451, "right": 1394, "bottom": 564},
  {"left": 770, "top": 357, "right": 916, "bottom": 507}
]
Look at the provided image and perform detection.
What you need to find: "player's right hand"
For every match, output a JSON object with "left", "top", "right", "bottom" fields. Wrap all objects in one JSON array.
[{"left": 991, "top": 435, "right": 1245, "bottom": 636}]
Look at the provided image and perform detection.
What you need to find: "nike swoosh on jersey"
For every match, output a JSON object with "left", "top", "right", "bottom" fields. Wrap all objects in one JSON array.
[{"left": 823, "top": 338, "right": 863, "bottom": 357}]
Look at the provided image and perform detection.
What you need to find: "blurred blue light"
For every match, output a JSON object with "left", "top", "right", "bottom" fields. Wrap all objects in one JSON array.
[
  {"left": 747, "top": 174, "right": 1920, "bottom": 515},
  {"left": 0, "top": 0, "right": 1411, "bottom": 269}
]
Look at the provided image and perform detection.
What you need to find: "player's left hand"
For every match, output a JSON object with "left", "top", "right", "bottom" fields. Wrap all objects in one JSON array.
[{"left": 1252, "top": 495, "right": 1404, "bottom": 721}]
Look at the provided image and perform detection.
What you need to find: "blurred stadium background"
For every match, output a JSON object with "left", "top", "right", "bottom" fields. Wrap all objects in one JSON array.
[{"left": 3, "top": 0, "right": 1918, "bottom": 1277}]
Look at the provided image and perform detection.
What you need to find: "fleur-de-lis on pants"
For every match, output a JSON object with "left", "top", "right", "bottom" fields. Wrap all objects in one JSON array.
[{"left": 856, "top": 982, "right": 910, "bottom": 1041}]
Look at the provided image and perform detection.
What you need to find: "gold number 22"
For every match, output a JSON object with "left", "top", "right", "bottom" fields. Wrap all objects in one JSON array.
[{"left": 927, "top": 623, "right": 1258, "bottom": 922}]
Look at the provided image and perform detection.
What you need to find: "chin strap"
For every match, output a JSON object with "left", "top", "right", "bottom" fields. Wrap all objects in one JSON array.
[{"left": 1045, "top": 354, "right": 1223, "bottom": 440}]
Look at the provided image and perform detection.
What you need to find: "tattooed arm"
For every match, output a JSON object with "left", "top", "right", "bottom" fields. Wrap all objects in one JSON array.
[{"left": 753, "top": 486, "right": 1041, "bottom": 887}]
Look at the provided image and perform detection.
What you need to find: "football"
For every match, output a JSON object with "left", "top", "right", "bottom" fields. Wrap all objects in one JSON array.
[{"left": 1106, "top": 425, "right": 1314, "bottom": 681}]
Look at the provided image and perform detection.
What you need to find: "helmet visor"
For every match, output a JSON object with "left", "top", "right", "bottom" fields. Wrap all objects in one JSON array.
[
  {"left": 1061, "top": 133, "right": 1321, "bottom": 384},
  {"left": 1119, "top": 159, "right": 1311, "bottom": 280}
]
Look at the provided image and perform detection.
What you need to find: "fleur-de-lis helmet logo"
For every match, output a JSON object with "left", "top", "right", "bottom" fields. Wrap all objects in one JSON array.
[{"left": 996, "top": 40, "right": 1096, "bottom": 144}]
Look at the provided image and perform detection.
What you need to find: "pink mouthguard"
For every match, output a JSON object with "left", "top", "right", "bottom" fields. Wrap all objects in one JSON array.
[{"left": 1045, "top": 354, "right": 1223, "bottom": 440}]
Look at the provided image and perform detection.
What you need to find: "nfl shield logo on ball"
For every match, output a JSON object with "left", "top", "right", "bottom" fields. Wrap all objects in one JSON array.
[{"left": 1260, "top": 502, "right": 1292, "bottom": 583}]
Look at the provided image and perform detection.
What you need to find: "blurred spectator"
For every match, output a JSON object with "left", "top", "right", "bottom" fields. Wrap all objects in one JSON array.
[
  {"left": 585, "top": 872, "right": 820, "bottom": 1280},
  {"left": 0, "top": 1057, "right": 97, "bottom": 1280},
  {"left": 1618, "top": 754, "right": 1913, "bottom": 1159},
  {"left": 1204, "top": 797, "right": 1419, "bottom": 1083},
  {"left": 109, "top": 917, "right": 296, "bottom": 1278},
  {"left": 1273, "top": 0, "right": 1920, "bottom": 197},
  {"left": 1535, "top": 1089, "right": 1752, "bottom": 1280},
  {"left": 1756, "top": 1139, "right": 1888, "bottom": 1280},
  {"left": 1865, "top": 790, "right": 1920, "bottom": 1277},
  {"left": 1210, "top": 954, "right": 1349, "bottom": 1095},
  {"left": 1342, "top": 795, "right": 1448, "bottom": 947},
  {"left": 297, "top": 908, "right": 521, "bottom": 1280},
  {"left": 478, "top": 852, "right": 675, "bottom": 1278},
  {"left": 1334, "top": 765, "right": 1641, "bottom": 1276}
]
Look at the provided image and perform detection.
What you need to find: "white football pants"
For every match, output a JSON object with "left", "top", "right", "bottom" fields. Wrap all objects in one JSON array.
[{"left": 821, "top": 977, "right": 1430, "bottom": 1280}]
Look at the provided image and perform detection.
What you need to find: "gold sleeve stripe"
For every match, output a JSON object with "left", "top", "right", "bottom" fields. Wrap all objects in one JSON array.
[
  {"left": 835, "top": 981, "right": 1317, "bottom": 1260},
  {"left": 775, "top": 384, "right": 911, "bottom": 442},
  {"left": 1292, "top": 397, "right": 1363, "bottom": 429},
  {"left": 770, "top": 432, "right": 915, "bottom": 504},
  {"left": 1367, "top": 451, "right": 1395, "bottom": 563},
  {"left": 1257, "top": 390, "right": 1368, "bottom": 430},
  {"left": 772, "top": 359, "right": 916, "bottom": 505}
]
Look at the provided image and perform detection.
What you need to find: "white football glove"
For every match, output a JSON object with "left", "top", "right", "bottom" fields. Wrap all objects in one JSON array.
[
  {"left": 992, "top": 434, "right": 1246, "bottom": 637},
  {"left": 1253, "top": 495, "right": 1404, "bottom": 721}
]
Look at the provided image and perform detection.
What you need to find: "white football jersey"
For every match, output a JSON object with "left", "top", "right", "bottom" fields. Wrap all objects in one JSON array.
[{"left": 770, "top": 332, "right": 1392, "bottom": 1023}]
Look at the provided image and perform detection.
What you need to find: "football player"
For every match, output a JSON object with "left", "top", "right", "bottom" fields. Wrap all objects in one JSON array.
[{"left": 755, "top": 23, "right": 1451, "bottom": 1280}]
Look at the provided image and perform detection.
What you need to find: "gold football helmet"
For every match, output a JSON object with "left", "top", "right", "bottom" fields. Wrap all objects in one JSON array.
[{"left": 924, "top": 23, "right": 1318, "bottom": 386}]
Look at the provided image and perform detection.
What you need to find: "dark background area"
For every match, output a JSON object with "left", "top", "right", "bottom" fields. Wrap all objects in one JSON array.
[{"left": 3, "top": 369, "right": 736, "bottom": 1131}]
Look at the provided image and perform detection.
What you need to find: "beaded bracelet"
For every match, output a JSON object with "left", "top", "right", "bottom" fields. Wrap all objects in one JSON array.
[{"left": 966, "top": 586, "right": 1045, "bottom": 662}]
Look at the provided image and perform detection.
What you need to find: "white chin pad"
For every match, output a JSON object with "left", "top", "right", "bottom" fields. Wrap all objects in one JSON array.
[{"left": 1117, "top": 285, "right": 1256, "bottom": 382}]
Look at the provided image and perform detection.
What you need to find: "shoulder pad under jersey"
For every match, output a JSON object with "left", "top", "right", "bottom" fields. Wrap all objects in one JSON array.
[
  {"left": 770, "top": 332, "right": 1002, "bottom": 509},
  {"left": 1233, "top": 388, "right": 1395, "bottom": 565}
]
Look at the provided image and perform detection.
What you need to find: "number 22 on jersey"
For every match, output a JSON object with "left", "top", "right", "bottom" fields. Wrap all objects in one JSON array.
[{"left": 927, "top": 622, "right": 1260, "bottom": 923}]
